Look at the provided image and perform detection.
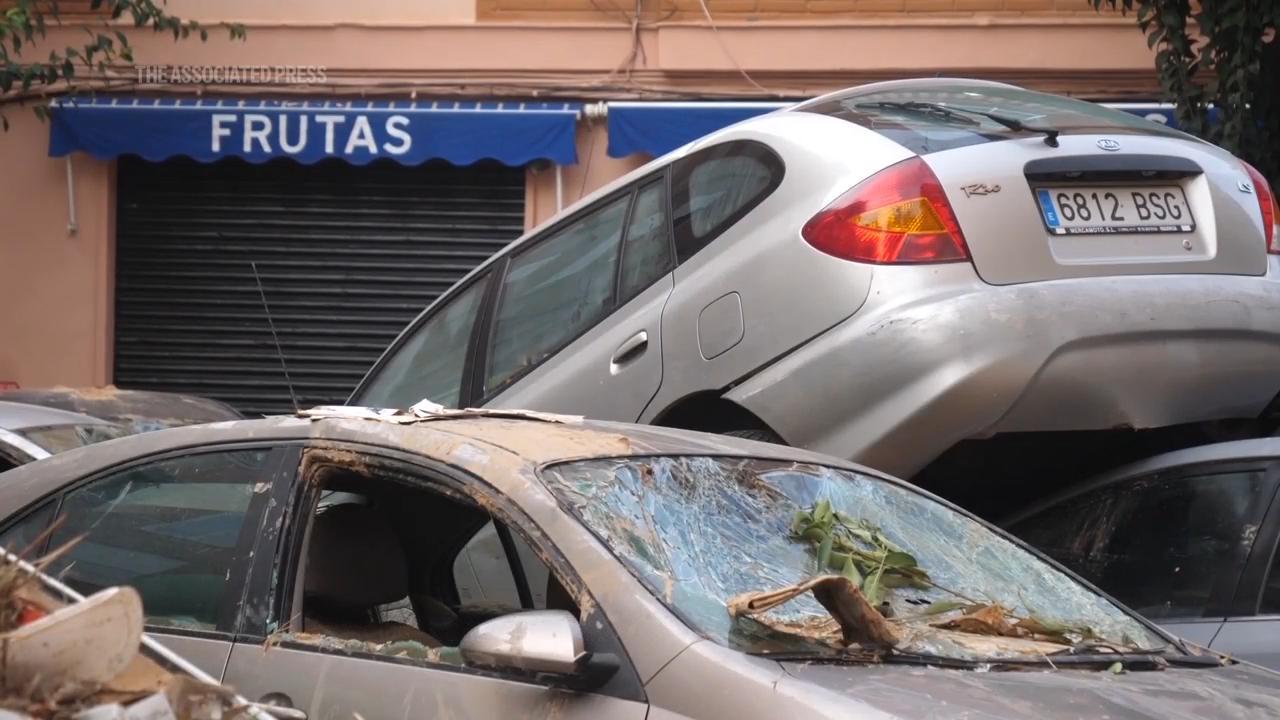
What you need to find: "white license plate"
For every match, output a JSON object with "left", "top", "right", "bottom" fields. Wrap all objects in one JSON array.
[{"left": 1035, "top": 185, "right": 1195, "bottom": 235}]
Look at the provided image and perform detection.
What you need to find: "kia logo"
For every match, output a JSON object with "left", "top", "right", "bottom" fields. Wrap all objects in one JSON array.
[{"left": 1096, "top": 138, "right": 1122, "bottom": 152}]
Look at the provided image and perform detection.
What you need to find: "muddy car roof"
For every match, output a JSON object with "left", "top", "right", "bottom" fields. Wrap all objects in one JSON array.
[{"left": 15, "top": 408, "right": 851, "bottom": 472}]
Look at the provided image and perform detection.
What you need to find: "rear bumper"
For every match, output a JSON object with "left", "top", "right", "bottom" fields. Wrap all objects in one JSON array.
[{"left": 726, "top": 261, "right": 1280, "bottom": 478}]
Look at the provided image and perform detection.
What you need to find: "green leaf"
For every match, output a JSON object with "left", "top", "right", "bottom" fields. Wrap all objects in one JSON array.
[
  {"left": 922, "top": 600, "right": 967, "bottom": 616},
  {"left": 790, "top": 510, "right": 809, "bottom": 536},
  {"left": 801, "top": 527, "right": 826, "bottom": 544},
  {"left": 1108, "top": 661, "right": 1125, "bottom": 675},
  {"left": 813, "top": 499, "right": 832, "bottom": 525},
  {"left": 862, "top": 566, "right": 885, "bottom": 607},
  {"left": 883, "top": 550, "right": 917, "bottom": 569},
  {"left": 839, "top": 550, "right": 860, "bottom": 579},
  {"left": 816, "top": 532, "right": 833, "bottom": 573}
]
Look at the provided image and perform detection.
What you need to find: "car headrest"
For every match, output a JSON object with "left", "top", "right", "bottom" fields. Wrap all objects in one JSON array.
[{"left": 304, "top": 503, "right": 409, "bottom": 608}]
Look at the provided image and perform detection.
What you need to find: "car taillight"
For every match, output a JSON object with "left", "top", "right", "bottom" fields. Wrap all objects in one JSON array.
[
  {"left": 1242, "top": 161, "right": 1278, "bottom": 255},
  {"left": 801, "top": 157, "right": 970, "bottom": 264}
]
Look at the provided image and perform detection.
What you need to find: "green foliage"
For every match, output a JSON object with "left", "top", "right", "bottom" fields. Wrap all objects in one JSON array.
[
  {"left": 0, "top": 0, "right": 246, "bottom": 128},
  {"left": 789, "top": 500, "right": 931, "bottom": 606},
  {"left": 1091, "top": 0, "right": 1279, "bottom": 182}
]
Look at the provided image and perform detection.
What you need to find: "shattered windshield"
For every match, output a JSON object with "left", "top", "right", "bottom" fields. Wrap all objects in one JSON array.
[{"left": 541, "top": 457, "right": 1169, "bottom": 663}]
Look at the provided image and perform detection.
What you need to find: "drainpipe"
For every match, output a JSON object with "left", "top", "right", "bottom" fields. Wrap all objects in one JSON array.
[
  {"left": 65, "top": 155, "right": 78, "bottom": 235},
  {"left": 554, "top": 164, "right": 564, "bottom": 213}
]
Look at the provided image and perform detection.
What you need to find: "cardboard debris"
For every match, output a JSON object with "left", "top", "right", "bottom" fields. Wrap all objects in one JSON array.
[
  {"left": 299, "top": 400, "right": 584, "bottom": 425},
  {"left": 728, "top": 575, "right": 898, "bottom": 648}
]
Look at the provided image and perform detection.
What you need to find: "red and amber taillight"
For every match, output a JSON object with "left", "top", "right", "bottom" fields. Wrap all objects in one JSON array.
[
  {"left": 801, "top": 157, "right": 970, "bottom": 264},
  {"left": 1242, "top": 161, "right": 1278, "bottom": 255}
]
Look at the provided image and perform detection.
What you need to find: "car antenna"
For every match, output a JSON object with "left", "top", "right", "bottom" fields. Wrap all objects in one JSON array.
[{"left": 251, "top": 261, "right": 300, "bottom": 414}]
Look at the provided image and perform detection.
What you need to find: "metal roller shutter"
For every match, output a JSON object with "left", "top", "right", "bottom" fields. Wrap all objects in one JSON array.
[{"left": 114, "top": 155, "right": 525, "bottom": 417}]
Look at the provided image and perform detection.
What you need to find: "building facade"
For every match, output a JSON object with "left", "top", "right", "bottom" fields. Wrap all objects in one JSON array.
[{"left": 0, "top": 0, "right": 1164, "bottom": 413}]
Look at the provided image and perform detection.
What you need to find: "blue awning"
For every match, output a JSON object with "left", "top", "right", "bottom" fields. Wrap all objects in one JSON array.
[
  {"left": 604, "top": 100, "right": 1189, "bottom": 158},
  {"left": 606, "top": 101, "right": 789, "bottom": 158},
  {"left": 49, "top": 97, "right": 582, "bottom": 166}
]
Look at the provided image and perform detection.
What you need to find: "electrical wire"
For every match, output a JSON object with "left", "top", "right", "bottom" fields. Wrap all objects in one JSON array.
[{"left": 694, "top": 0, "right": 774, "bottom": 95}]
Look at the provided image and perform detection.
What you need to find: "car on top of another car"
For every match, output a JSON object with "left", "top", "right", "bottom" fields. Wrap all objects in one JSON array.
[{"left": 350, "top": 78, "right": 1280, "bottom": 505}]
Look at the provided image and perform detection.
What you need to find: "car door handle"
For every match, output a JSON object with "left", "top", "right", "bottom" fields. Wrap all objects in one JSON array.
[{"left": 610, "top": 331, "right": 649, "bottom": 373}]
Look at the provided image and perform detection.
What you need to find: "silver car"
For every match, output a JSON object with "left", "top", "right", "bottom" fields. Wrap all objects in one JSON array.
[
  {"left": 352, "top": 78, "right": 1280, "bottom": 488},
  {"left": 0, "top": 400, "right": 128, "bottom": 471},
  {"left": 1004, "top": 437, "right": 1280, "bottom": 671},
  {"left": 1, "top": 408, "right": 1278, "bottom": 719}
]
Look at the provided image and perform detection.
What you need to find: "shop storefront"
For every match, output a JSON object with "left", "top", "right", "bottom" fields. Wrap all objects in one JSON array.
[{"left": 47, "top": 98, "right": 579, "bottom": 414}]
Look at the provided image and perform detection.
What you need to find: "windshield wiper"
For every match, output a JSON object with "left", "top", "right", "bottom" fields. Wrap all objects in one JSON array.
[
  {"left": 856, "top": 100, "right": 1062, "bottom": 148},
  {"left": 764, "top": 649, "right": 984, "bottom": 670},
  {"left": 1046, "top": 644, "right": 1226, "bottom": 669}
]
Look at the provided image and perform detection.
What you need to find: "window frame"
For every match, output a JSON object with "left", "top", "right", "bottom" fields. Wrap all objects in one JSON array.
[
  {"left": 668, "top": 139, "right": 785, "bottom": 263},
  {"left": 468, "top": 168, "right": 675, "bottom": 406},
  {"left": 1224, "top": 459, "right": 1280, "bottom": 618},
  {"left": 259, "top": 440, "right": 646, "bottom": 703},
  {"left": 1, "top": 442, "right": 293, "bottom": 639}
]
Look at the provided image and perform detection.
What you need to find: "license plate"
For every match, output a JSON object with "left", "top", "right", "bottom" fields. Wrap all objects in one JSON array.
[{"left": 1035, "top": 186, "right": 1195, "bottom": 235}]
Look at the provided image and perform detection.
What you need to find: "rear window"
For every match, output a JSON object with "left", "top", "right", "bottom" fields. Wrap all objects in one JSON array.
[
  {"left": 798, "top": 83, "right": 1188, "bottom": 154},
  {"left": 20, "top": 423, "right": 129, "bottom": 454}
]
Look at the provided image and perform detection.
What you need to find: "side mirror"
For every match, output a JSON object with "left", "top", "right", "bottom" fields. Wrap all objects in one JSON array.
[{"left": 459, "top": 610, "right": 618, "bottom": 690}]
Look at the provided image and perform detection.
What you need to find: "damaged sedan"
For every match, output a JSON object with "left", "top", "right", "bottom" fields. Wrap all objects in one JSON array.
[{"left": 0, "top": 406, "right": 1276, "bottom": 719}]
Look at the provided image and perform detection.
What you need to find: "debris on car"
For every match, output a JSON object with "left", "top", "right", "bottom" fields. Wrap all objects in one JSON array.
[
  {"left": 300, "top": 398, "right": 583, "bottom": 425},
  {"left": 726, "top": 500, "right": 1158, "bottom": 665},
  {"left": 264, "top": 632, "right": 464, "bottom": 666},
  {"left": 728, "top": 575, "right": 897, "bottom": 648},
  {"left": 0, "top": 549, "right": 268, "bottom": 720}
]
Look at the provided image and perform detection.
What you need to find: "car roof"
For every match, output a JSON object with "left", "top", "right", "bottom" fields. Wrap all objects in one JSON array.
[
  {"left": 1003, "top": 437, "right": 1280, "bottom": 526},
  {"left": 0, "top": 400, "right": 113, "bottom": 432},
  {"left": 0, "top": 404, "right": 865, "bottom": 481},
  {"left": 0, "top": 408, "right": 876, "bottom": 520}
]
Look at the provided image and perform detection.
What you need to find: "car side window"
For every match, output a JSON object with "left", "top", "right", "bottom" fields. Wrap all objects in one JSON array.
[
  {"left": 0, "top": 500, "right": 56, "bottom": 554},
  {"left": 452, "top": 519, "right": 551, "bottom": 609},
  {"left": 618, "top": 180, "right": 673, "bottom": 303},
  {"left": 358, "top": 276, "right": 488, "bottom": 409},
  {"left": 45, "top": 448, "right": 277, "bottom": 632},
  {"left": 670, "top": 140, "right": 784, "bottom": 262},
  {"left": 484, "top": 194, "right": 630, "bottom": 393},
  {"left": 1013, "top": 471, "right": 1267, "bottom": 619}
]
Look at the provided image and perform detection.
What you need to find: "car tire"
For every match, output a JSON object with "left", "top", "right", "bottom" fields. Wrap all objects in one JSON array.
[{"left": 721, "top": 428, "right": 786, "bottom": 445}]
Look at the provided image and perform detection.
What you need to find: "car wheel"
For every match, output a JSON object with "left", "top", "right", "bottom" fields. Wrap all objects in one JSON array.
[{"left": 721, "top": 428, "right": 786, "bottom": 445}]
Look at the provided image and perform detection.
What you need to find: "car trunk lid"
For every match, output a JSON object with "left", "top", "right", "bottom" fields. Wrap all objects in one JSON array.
[{"left": 924, "top": 133, "right": 1269, "bottom": 285}]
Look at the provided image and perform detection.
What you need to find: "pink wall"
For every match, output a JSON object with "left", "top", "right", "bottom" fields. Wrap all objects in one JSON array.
[{"left": 0, "top": 113, "right": 114, "bottom": 388}]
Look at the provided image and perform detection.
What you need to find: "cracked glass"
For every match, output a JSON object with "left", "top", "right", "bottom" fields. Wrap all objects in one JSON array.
[{"left": 542, "top": 456, "right": 1167, "bottom": 660}]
